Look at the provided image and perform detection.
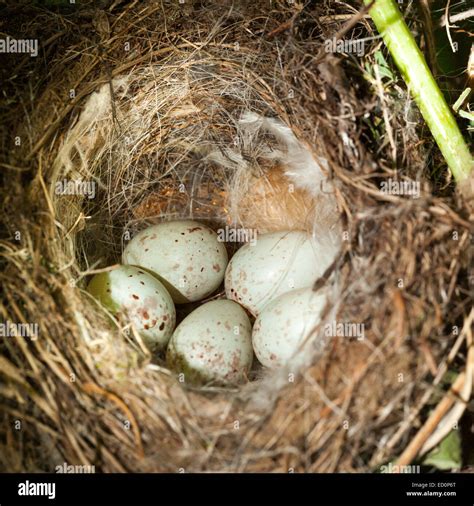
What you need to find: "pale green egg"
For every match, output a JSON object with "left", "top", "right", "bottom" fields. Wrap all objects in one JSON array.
[
  {"left": 166, "top": 299, "right": 253, "bottom": 385},
  {"left": 225, "top": 230, "right": 336, "bottom": 316},
  {"left": 252, "top": 287, "right": 327, "bottom": 368},
  {"left": 87, "top": 265, "right": 176, "bottom": 351},
  {"left": 123, "top": 220, "right": 228, "bottom": 304}
]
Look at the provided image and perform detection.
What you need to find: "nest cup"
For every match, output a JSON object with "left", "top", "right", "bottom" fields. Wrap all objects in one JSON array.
[{"left": 1, "top": 1, "right": 472, "bottom": 473}]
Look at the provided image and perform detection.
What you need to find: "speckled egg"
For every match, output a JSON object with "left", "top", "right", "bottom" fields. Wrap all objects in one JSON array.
[
  {"left": 225, "top": 230, "right": 335, "bottom": 316},
  {"left": 166, "top": 299, "right": 253, "bottom": 385},
  {"left": 87, "top": 265, "right": 176, "bottom": 351},
  {"left": 123, "top": 220, "right": 228, "bottom": 304},
  {"left": 252, "top": 287, "right": 327, "bottom": 368}
]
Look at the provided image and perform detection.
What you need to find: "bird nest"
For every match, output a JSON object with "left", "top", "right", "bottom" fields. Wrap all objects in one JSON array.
[{"left": 0, "top": 0, "right": 472, "bottom": 473}]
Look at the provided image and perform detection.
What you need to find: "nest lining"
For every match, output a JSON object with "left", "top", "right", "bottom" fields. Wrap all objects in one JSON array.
[{"left": 0, "top": 0, "right": 472, "bottom": 473}]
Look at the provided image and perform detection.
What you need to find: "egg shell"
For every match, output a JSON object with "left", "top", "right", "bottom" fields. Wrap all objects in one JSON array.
[
  {"left": 87, "top": 265, "right": 176, "bottom": 351},
  {"left": 252, "top": 287, "right": 327, "bottom": 368},
  {"left": 225, "top": 230, "right": 335, "bottom": 316},
  {"left": 166, "top": 299, "right": 253, "bottom": 385},
  {"left": 123, "top": 220, "right": 228, "bottom": 304}
]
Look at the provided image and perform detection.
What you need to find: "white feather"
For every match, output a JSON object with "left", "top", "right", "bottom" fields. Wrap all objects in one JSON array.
[{"left": 238, "top": 111, "right": 331, "bottom": 198}]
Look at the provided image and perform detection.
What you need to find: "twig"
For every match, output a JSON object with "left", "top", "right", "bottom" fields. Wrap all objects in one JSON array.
[
  {"left": 373, "top": 62, "right": 397, "bottom": 161},
  {"left": 440, "top": 8, "right": 474, "bottom": 27},
  {"left": 444, "top": 0, "right": 457, "bottom": 54},
  {"left": 313, "top": 2, "right": 375, "bottom": 64},
  {"left": 370, "top": 309, "right": 473, "bottom": 466},
  {"left": 394, "top": 370, "right": 468, "bottom": 469},
  {"left": 417, "top": 0, "right": 438, "bottom": 75},
  {"left": 82, "top": 382, "right": 144, "bottom": 459},
  {"left": 393, "top": 310, "right": 474, "bottom": 468},
  {"left": 266, "top": 18, "right": 296, "bottom": 39}
]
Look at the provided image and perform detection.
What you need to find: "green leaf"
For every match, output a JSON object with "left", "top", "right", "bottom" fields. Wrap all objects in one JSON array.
[
  {"left": 374, "top": 50, "right": 395, "bottom": 82},
  {"left": 422, "top": 430, "right": 462, "bottom": 471}
]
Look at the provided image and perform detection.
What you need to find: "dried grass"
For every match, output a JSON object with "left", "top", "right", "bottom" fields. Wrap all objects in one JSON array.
[{"left": 0, "top": 0, "right": 472, "bottom": 472}]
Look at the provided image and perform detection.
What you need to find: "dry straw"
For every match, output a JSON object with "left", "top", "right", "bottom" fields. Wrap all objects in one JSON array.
[{"left": 0, "top": 0, "right": 472, "bottom": 472}]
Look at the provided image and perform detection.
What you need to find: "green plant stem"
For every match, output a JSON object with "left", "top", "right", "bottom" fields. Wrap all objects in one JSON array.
[{"left": 364, "top": 0, "right": 473, "bottom": 182}]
